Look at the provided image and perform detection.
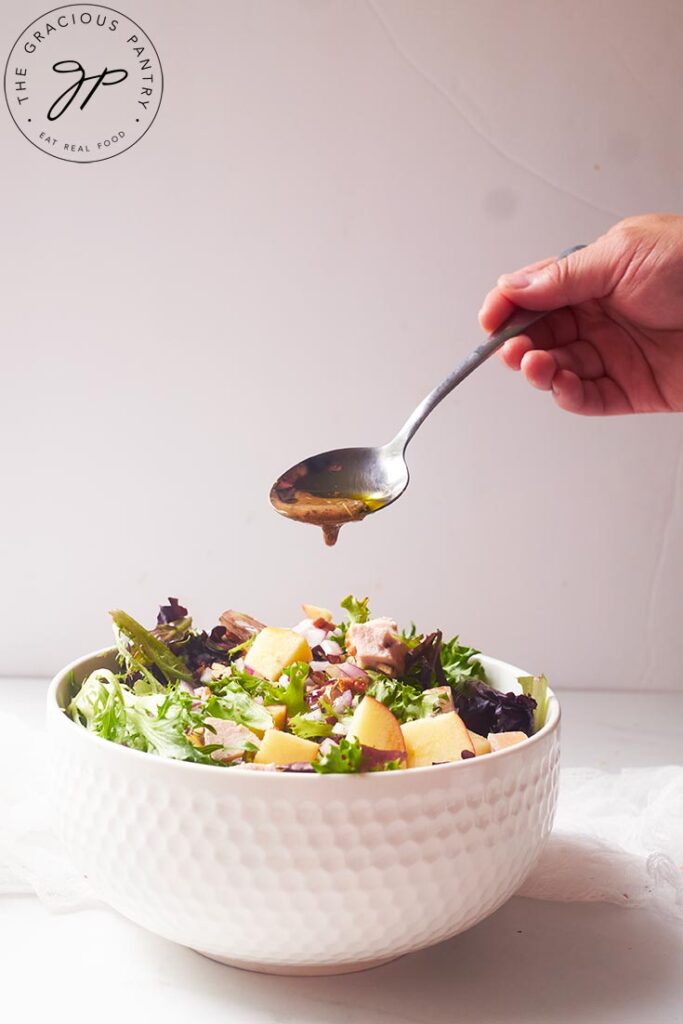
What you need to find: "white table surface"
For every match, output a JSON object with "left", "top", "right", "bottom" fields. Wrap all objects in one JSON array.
[{"left": 2, "top": 678, "right": 682, "bottom": 1024}]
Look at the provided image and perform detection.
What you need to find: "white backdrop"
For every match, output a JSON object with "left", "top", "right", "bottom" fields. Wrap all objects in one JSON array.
[{"left": 1, "top": 0, "right": 682, "bottom": 689}]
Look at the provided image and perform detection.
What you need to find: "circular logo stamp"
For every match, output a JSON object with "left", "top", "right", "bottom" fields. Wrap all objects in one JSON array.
[{"left": 3, "top": 4, "right": 163, "bottom": 163}]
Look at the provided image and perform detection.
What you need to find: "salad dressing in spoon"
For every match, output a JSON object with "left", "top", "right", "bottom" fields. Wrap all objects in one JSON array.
[
  {"left": 269, "top": 484, "right": 385, "bottom": 547},
  {"left": 271, "top": 246, "right": 585, "bottom": 544}
]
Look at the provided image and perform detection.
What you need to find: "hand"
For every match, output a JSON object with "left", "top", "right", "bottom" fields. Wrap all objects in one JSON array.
[{"left": 479, "top": 213, "right": 683, "bottom": 415}]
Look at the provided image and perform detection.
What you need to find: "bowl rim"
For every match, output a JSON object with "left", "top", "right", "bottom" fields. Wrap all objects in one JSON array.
[{"left": 47, "top": 646, "right": 561, "bottom": 781}]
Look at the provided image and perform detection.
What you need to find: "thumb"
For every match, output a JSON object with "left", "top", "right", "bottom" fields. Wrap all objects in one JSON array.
[{"left": 497, "top": 234, "right": 619, "bottom": 311}]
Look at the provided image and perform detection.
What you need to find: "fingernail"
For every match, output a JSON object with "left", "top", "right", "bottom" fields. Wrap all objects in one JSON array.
[{"left": 498, "top": 270, "right": 533, "bottom": 289}]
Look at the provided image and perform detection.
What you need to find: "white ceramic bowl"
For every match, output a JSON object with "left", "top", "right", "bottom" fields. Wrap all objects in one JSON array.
[{"left": 46, "top": 649, "right": 560, "bottom": 975}]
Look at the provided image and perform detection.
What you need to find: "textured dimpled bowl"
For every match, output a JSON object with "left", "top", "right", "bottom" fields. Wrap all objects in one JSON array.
[{"left": 47, "top": 650, "right": 560, "bottom": 976}]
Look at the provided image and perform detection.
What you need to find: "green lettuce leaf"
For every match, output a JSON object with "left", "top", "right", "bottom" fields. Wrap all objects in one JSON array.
[
  {"left": 519, "top": 674, "right": 550, "bottom": 733},
  {"left": 71, "top": 671, "right": 221, "bottom": 764},
  {"left": 111, "top": 609, "right": 193, "bottom": 683},
  {"left": 399, "top": 622, "right": 424, "bottom": 651},
  {"left": 278, "top": 662, "right": 310, "bottom": 716},
  {"left": 440, "top": 636, "right": 485, "bottom": 690},
  {"left": 221, "top": 668, "right": 282, "bottom": 704},
  {"left": 288, "top": 714, "right": 334, "bottom": 740},
  {"left": 69, "top": 669, "right": 118, "bottom": 728},
  {"left": 313, "top": 735, "right": 363, "bottom": 774},
  {"left": 367, "top": 674, "right": 438, "bottom": 724},
  {"left": 204, "top": 681, "right": 274, "bottom": 733},
  {"left": 340, "top": 595, "right": 370, "bottom": 624}
]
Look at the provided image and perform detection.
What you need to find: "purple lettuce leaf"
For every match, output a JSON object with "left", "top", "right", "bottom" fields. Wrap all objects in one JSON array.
[{"left": 454, "top": 680, "right": 536, "bottom": 737}]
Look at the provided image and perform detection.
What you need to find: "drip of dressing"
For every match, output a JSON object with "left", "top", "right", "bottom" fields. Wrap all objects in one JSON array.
[{"left": 270, "top": 485, "right": 386, "bottom": 546}]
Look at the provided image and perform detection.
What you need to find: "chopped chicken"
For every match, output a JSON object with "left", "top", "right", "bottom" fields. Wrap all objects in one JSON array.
[
  {"left": 203, "top": 717, "right": 260, "bottom": 762},
  {"left": 346, "top": 618, "right": 408, "bottom": 675},
  {"left": 193, "top": 685, "right": 213, "bottom": 701}
]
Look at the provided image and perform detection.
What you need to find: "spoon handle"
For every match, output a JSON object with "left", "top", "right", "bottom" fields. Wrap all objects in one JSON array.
[{"left": 393, "top": 244, "right": 586, "bottom": 450}]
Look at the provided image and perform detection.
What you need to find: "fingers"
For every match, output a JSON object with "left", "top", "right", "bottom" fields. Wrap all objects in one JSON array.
[
  {"left": 545, "top": 338, "right": 605, "bottom": 379},
  {"left": 551, "top": 371, "right": 634, "bottom": 415},
  {"left": 497, "top": 308, "right": 580, "bottom": 370},
  {"left": 499, "top": 334, "right": 533, "bottom": 370},
  {"left": 508, "top": 357, "right": 633, "bottom": 415},
  {"left": 496, "top": 234, "right": 619, "bottom": 311},
  {"left": 520, "top": 350, "right": 557, "bottom": 390},
  {"left": 479, "top": 287, "right": 516, "bottom": 334},
  {"left": 517, "top": 340, "right": 605, "bottom": 390},
  {"left": 479, "top": 259, "right": 556, "bottom": 332},
  {"left": 480, "top": 231, "right": 622, "bottom": 335},
  {"left": 510, "top": 343, "right": 631, "bottom": 414}
]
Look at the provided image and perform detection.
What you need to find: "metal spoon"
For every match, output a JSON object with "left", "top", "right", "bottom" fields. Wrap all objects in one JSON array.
[{"left": 271, "top": 245, "right": 585, "bottom": 545}]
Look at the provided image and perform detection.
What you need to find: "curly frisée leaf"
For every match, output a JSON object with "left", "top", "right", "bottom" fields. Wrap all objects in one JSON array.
[
  {"left": 203, "top": 682, "right": 274, "bottom": 734},
  {"left": 71, "top": 672, "right": 222, "bottom": 764},
  {"left": 340, "top": 595, "right": 371, "bottom": 625},
  {"left": 313, "top": 736, "right": 363, "bottom": 773},
  {"left": 288, "top": 713, "right": 334, "bottom": 740},
  {"left": 68, "top": 669, "right": 119, "bottom": 728},
  {"left": 278, "top": 662, "right": 310, "bottom": 716},
  {"left": 440, "top": 636, "right": 485, "bottom": 690},
  {"left": 366, "top": 674, "right": 434, "bottom": 724}
]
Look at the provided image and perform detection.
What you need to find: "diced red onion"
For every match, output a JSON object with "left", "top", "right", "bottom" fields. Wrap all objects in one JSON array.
[
  {"left": 322, "top": 639, "right": 342, "bottom": 657},
  {"left": 310, "top": 661, "right": 347, "bottom": 679},
  {"left": 305, "top": 627, "right": 328, "bottom": 647},
  {"left": 292, "top": 619, "right": 331, "bottom": 647},
  {"left": 338, "top": 662, "right": 368, "bottom": 682},
  {"left": 332, "top": 689, "right": 354, "bottom": 714}
]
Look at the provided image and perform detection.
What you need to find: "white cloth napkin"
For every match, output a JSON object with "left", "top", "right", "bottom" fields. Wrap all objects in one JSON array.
[{"left": 1, "top": 710, "right": 681, "bottom": 918}]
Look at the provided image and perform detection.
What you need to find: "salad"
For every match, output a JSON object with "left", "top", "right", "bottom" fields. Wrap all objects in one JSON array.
[{"left": 67, "top": 597, "right": 549, "bottom": 773}]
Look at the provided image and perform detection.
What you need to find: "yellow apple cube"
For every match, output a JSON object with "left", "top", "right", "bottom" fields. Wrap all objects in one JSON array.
[
  {"left": 302, "top": 603, "right": 333, "bottom": 623},
  {"left": 400, "top": 711, "right": 474, "bottom": 768},
  {"left": 348, "top": 695, "right": 407, "bottom": 765},
  {"left": 253, "top": 729, "right": 319, "bottom": 766},
  {"left": 244, "top": 627, "right": 312, "bottom": 681},
  {"left": 488, "top": 731, "right": 527, "bottom": 752},
  {"left": 266, "top": 704, "right": 287, "bottom": 730},
  {"left": 250, "top": 704, "right": 288, "bottom": 740},
  {"left": 468, "top": 730, "right": 492, "bottom": 756}
]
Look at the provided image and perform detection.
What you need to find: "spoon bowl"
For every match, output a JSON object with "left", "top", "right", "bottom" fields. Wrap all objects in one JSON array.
[{"left": 270, "top": 444, "right": 408, "bottom": 545}]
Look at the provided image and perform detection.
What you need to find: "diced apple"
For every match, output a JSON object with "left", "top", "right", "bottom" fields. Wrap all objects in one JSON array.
[
  {"left": 302, "top": 603, "right": 333, "bottom": 624},
  {"left": 423, "top": 686, "right": 454, "bottom": 714},
  {"left": 348, "top": 695, "right": 407, "bottom": 765},
  {"left": 400, "top": 711, "right": 474, "bottom": 768},
  {"left": 267, "top": 704, "right": 287, "bottom": 730},
  {"left": 253, "top": 729, "right": 319, "bottom": 766},
  {"left": 251, "top": 704, "right": 288, "bottom": 740},
  {"left": 468, "top": 730, "right": 491, "bottom": 756},
  {"left": 244, "top": 627, "right": 312, "bottom": 681},
  {"left": 488, "top": 731, "right": 527, "bottom": 752}
]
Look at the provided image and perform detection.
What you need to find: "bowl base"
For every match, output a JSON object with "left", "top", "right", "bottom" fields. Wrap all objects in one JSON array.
[{"left": 194, "top": 949, "right": 402, "bottom": 976}]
